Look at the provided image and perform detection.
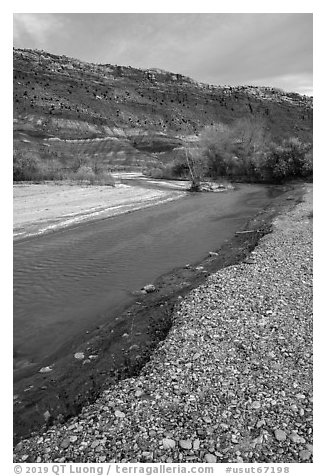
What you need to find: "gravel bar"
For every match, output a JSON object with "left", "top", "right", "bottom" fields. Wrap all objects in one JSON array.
[{"left": 14, "top": 184, "right": 313, "bottom": 464}]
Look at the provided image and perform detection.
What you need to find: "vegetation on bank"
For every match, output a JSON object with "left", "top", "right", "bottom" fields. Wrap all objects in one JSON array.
[
  {"left": 146, "top": 118, "right": 313, "bottom": 185},
  {"left": 13, "top": 117, "right": 312, "bottom": 187},
  {"left": 13, "top": 150, "right": 116, "bottom": 186}
]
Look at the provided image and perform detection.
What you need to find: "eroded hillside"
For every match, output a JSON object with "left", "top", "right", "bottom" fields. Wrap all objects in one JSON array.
[{"left": 13, "top": 48, "right": 313, "bottom": 171}]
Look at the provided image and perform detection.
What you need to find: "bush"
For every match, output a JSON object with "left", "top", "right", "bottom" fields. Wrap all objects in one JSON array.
[
  {"left": 170, "top": 158, "right": 189, "bottom": 177},
  {"left": 259, "top": 138, "right": 313, "bottom": 182},
  {"left": 74, "top": 165, "right": 96, "bottom": 183},
  {"left": 96, "top": 172, "right": 116, "bottom": 186},
  {"left": 70, "top": 157, "right": 116, "bottom": 185},
  {"left": 199, "top": 122, "right": 254, "bottom": 178},
  {"left": 71, "top": 155, "right": 89, "bottom": 173},
  {"left": 13, "top": 151, "right": 43, "bottom": 181},
  {"left": 146, "top": 164, "right": 177, "bottom": 180},
  {"left": 14, "top": 150, "right": 70, "bottom": 182},
  {"left": 199, "top": 119, "right": 312, "bottom": 183},
  {"left": 301, "top": 149, "right": 313, "bottom": 178},
  {"left": 147, "top": 167, "right": 164, "bottom": 179},
  {"left": 13, "top": 149, "right": 116, "bottom": 185}
]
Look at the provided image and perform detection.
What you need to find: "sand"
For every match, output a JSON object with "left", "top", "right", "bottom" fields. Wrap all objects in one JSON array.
[{"left": 13, "top": 180, "right": 185, "bottom": 240}]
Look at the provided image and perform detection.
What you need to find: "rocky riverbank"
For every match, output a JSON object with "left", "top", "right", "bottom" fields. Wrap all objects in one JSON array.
[{"left": 14, "top": 183, "right": 313, "bottom": 463}]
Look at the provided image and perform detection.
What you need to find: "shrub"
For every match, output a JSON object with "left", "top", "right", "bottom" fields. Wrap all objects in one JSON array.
[
  {"left": 13, "top": 150, "right": 42, "bottom": 181},
  {"left": 71, "top": 155, "right": 89, "bottom": 173},
  {"left": 170, "top": 158, "right": 189, "bottom": 177},
  {"left": 199, "top": 122, "right": 248, "bottom": 178},
  {"left": 199, "top": 119, "right": 312, "bottom": 183},
  {"left": 257, "top": 147, "right": 289, "bottom": 182},
  {"left": 146, "top": 155, "right": 190, "bottom": 180},
  {"left": 41, "top": 158, "right": 67, "bottom": 181},
  {"left": 147, "top": 167, "right": 164, "bottom": 179},
  {"left": 92, "top": 160, "right": 106, "bottom": 175},
  {"left": 13, "top": 148, "right": 116, "bottom": 185},
  {"left": 301, "top": 149, "right": 313, "bottom": 178},
  {"left": 259, "top": 138, "right": 313, "bottom": 182},
  {"left": 96, "top": 172, "right": 116, "bottom": 186},
  {"left": 75, "top": 165, "right": 96, "bottom": 183}
]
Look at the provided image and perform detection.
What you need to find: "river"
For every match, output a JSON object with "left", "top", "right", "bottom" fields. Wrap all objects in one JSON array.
[{"left": 13, "top": 183, "right": 277, "bottom": 380}]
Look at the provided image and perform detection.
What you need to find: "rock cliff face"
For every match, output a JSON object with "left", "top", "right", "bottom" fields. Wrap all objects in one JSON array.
[{"left": 13, "top": 48, "right": 313, "bottom": 170}]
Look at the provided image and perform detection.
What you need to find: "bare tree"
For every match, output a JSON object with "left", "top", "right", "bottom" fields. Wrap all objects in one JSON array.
[
  {"left": 198, "top": 118, "right": 270, "bottom": 179},
  {"left": 184, "top": 146, "right": 208, "bottom": 191},
  {"left": 232, "top": 117, "right": 270, "bottom": 157}
]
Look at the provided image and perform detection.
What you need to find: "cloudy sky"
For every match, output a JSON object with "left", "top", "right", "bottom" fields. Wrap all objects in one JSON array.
[{"left": 13, "top": 13, "right": 313, "bottom": 95}]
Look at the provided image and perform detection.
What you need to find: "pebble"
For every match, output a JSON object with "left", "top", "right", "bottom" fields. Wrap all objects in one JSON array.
[
  {"left": 204, "top": 453, "right": 217, "bottom": 463},
  {"left": 252, "top": 401, "right": 261, "bottom": 409},
  {"left": 256, "top": 420, "right": 265, "bottom": 428},
  {"left": 255, "top": 435, "right": 263, "bottom": 445},
  {"left": 299, "top": 449, "right": 312, "bottom": 461},
  {"left": 179, "top": 439, "right": 192, "bottom": 450},
  {"left": 296, "top": 394, "right": 306, "bottom": 400},
  {"left": 60, "top": 438, "right": 70, "bottom": 449},
  {"left": 74, "top": 352, "right": 84, "bottom": 360},
  {"left": 203, "top": 416, "right": 212, "bottom": 424},
  {"left": 39, "top": 366, "right": 52, "bottom": 373},
  {"left": 15, "top": 442, "right": 23, "bottom": 452},
  {"left": 289, "top": 432, "right": 304, "bottom": 444},
  {"left": 162, "top": 438, "right": 176, "bottom": 450},
  {"left": 193, "top": 439, "right": 200, "bottom": 450},
  {"left": 274, "top": 429, "right": 287, "bottom": 442},
  {"left": 143, "top": 284, "right": 156, "bottom": 293}
]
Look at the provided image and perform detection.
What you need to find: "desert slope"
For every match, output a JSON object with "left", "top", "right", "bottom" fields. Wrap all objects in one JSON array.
[{"left": 13, "top": 48, "right": 313, "bottom": 172}]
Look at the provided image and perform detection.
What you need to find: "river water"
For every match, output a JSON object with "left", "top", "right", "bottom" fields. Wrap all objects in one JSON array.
[{"left": 13, "top": 183, "right": 277, "bottom": 377}]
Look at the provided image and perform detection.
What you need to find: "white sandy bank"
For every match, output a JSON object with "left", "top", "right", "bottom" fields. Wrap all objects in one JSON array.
[{"left": 13, "top": 181, "right": 185, "bottom": 240}]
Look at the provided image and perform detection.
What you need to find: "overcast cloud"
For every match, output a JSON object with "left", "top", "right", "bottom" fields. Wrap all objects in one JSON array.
[{"left": 13, "top": 13, "right": 313, "bottom": 95}]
